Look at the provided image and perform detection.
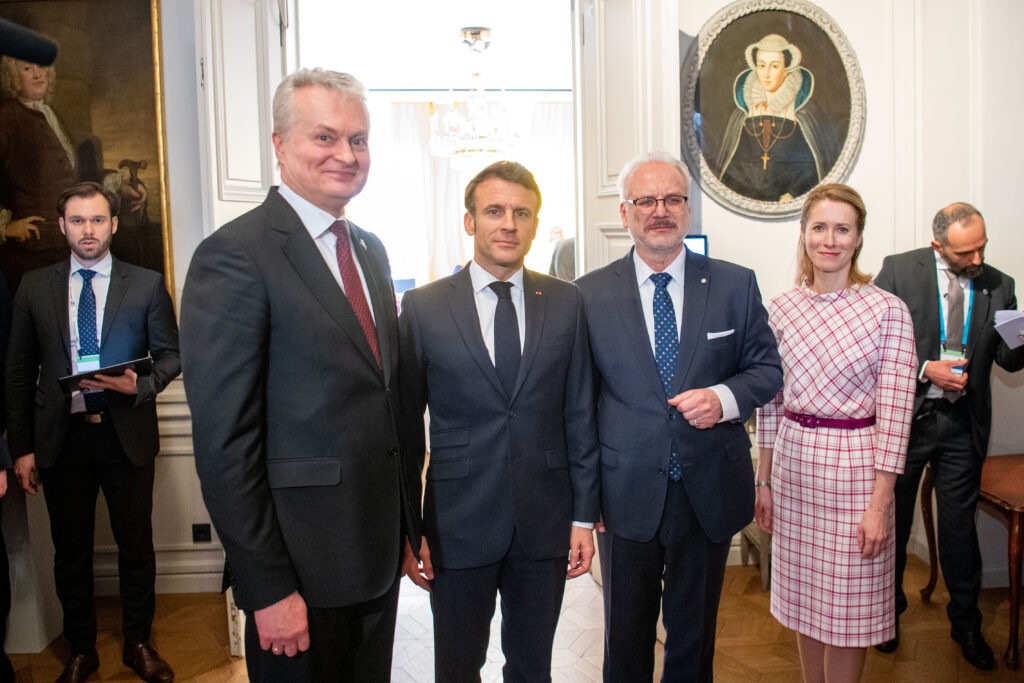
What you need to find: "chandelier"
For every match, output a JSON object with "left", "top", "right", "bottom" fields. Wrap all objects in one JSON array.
[{"left": 429, "top": 27, "right": 518, "bottom": 161}]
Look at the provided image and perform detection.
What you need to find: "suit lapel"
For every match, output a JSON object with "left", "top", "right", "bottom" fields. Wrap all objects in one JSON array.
[
  {"left": 613, "top": 251, "right": 665, "bottom": 398},
  {"left": 516, "top": 270, "right": 547, "bottom": 401},
  {"left": 350, "top": 221, "right": 396, "bottom": 385},
  {"left": 967, "top": 266, "right": 996, "bottom": 355},
  {"left": 447, "top": 267, "right": 507, "bottom": 399},
  {"left": 674, "top": 250, "right": 710, "bottom": 394},
  {"left": 100, "top": 258, "right": 129, "bottom": 349},
  {"left": 270, "top": 193, "right": 382, "bottom": 374},
  {"left": 50, "top": 261, "right": 72, "bottom": 364},
  {"left": 917, "top": 250, "right": 942, "bottom": 359}
]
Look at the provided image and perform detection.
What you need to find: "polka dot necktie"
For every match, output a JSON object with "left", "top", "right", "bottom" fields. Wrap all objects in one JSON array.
[
  {"left": 78, "top": 269, "right": 106, "bottom": 412},
  {"left": 652, "top": 272, "right": 681, "bottom": 481}
]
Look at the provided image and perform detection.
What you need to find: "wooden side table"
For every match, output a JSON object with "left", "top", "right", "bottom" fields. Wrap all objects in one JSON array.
[{"left": 920, "top": 453, "right": 1024, "bottom": 670}]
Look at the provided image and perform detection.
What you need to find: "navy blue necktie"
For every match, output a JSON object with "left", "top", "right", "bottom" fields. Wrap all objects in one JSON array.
[
  {"left": 489, "top": 281, "right": 520, "bottom": 396},
  {"left": 78, "top": 269, "right": 106, "bottom": 412},
  {"left": 652, "top": 272, "right": 681, "bottom": 481}
]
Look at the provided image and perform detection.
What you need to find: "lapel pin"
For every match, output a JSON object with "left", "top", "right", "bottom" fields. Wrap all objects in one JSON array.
[
  {"left": 360, "top": 238, "right": 367, "bottom": 250},
  {"left": 701, "top": 278, "right": 707, "bottom": 284},
  {"left": 535, "top": 290, "right": 542, "bottom": 295},
  {"left": 983, "top": 289, "right": 989, "bottom": 295}
]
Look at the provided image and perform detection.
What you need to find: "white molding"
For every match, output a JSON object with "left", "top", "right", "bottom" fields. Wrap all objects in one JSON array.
[{"left": 892, "top": 0, "right": 920, "bottom": 255}]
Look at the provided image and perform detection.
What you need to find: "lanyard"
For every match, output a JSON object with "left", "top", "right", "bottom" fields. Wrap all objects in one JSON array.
[{"left": 938, "top": 277, "right": 972, "bottom": 350}]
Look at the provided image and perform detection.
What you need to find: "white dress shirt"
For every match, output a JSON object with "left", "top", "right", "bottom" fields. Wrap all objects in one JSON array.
[
  {"left": 67, "top": 252, "right": 112, "bottom": 413},
  {"left": 632, "top": 248, "right": 739, "bottom": 422},
  {"left": 278, "top": 182, "right": 375, "bottom": 323},
  {"left": 468, "top": 260, "right": 526, "bottom": 362}
]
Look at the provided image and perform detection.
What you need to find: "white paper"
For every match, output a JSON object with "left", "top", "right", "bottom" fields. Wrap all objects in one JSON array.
[{"left": 994, "top": 309, "right": 1024, "bottom": 350}]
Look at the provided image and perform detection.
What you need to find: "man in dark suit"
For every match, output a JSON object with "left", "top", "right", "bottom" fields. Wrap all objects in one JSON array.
[
  {"left": 575, "top": 152, "right": 782, "bottom": 682},
  {"left": 180, "top": 68, "right": 421, "bottom": 682},
  {"left": 874, "top": 203, "right": 1024, "bottom": 669},
  {"left": 400, "top": 161, "right": 599, "bottom": 681},
  {"left": 6, "top": 181, "right": 180, "bottom": 683}
]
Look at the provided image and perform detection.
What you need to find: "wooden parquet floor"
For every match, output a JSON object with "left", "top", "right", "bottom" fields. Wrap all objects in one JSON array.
[{"left": 9, "top": 555, "right": 1022, "bottom": 681}]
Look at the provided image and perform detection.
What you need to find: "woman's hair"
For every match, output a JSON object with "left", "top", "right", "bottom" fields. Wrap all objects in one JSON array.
[{"left": 796, "top": 183, "right": 871, "bottom": 287}]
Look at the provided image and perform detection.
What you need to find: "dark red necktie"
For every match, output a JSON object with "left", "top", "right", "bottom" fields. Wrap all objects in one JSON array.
[{"left": 329, "top": 220, "right": 380, "bottom": 366}]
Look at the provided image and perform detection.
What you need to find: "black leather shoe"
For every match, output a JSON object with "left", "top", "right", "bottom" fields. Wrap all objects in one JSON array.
[
  {"left": 874, "top": 616, "right": 899, "bottom": 653},
  {"left": 56, "top": 651, "right": 99, "bottom": 683},
  {"left": 954, "top": 630, "right": 995, "bottom": 670},
  {"left": 123, "top": 642, "right": 174, "bottom": 683}
]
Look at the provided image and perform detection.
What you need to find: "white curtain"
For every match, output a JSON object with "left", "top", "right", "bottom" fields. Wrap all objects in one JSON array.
[{"left": 346, "top": 99, "right": 574, "bottom": 289}]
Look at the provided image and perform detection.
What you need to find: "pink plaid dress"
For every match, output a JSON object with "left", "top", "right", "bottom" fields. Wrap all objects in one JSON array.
[{"left": 756, "top": 282, "right": 917, "bottom": 647}]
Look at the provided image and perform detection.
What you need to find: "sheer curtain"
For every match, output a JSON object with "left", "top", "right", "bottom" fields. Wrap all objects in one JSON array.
[{"left": 346, "top": 99, "right": 574, "bottom": 289}]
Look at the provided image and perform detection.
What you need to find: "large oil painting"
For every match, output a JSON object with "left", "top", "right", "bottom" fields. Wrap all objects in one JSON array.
[
  {"left": 0, "top": 0, "right": 171, "bottom": 292},
  {"left": 681, "top": 0, "right": 865, "bottom": 218}
]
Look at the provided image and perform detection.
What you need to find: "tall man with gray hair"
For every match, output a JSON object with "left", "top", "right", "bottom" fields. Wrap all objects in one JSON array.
[
  {"left": 575, "top": 152, "right": 781, "bottom": 681},
  {"left": 874, "top": 202, "right": 1024, "bottom": 670},
  {"left": 180, "top": 68, "right": 422, "bottom": 681}
]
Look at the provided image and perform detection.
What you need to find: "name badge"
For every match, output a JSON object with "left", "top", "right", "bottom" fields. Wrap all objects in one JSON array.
[
  {"left": 940, "top": 349, "right": 966, "bottom": 377},
  {"left": 75, "top": 353, "right": 101, "bottom": 374}
]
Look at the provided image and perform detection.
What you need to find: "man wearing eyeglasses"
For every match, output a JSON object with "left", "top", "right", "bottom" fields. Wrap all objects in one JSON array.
[{"left": 575, "top": 152, "right": 781, "bottom": 682}]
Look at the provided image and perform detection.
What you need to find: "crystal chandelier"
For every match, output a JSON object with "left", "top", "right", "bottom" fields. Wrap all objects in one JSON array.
[{"left": 429, "top": 27, "right": 518, "bottom": 160}]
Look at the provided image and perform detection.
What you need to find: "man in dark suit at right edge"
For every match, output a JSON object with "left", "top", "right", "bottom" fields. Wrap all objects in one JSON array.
[{"left": 874, "top": 202, "right": 1024, "bottom": 670}]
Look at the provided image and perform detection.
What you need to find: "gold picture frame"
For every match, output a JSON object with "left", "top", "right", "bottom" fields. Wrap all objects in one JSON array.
[
  {"left": 681, "top": 0, "right": 866, "bottom": 219},
  {"left": 0, "top": 0, "right": 173, "bottom": 296}
]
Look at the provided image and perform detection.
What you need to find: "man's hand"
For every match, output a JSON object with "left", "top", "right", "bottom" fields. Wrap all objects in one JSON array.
[
  {"left": 79, "top": 368, "right": 138, "bottom": 395},
  {"left": 567, "top": 526, "right": 595, "bottom": 579},
  {"left": 14, "top": 453, "right": 38, "bottom": 494},
  {"left": 6, "top": 216, "right": 42, "bottom": 242},
  {"left": 402, "top": 537, "right": 434, "bottom": 592},
  {"left": 253, "top": 590, "right": 310, "bottom": 657},
  {"left": 0, "top": 470, "right": 7, "bottom": 498},
  {"left": 595, "top": 514, "right": 606, "bottom": 534},
  {"left": 922, "top": 359, "right": 969, "bottom": 391},
  {"left": 668, "top": 388, "right": 723, "bottom": 429}
]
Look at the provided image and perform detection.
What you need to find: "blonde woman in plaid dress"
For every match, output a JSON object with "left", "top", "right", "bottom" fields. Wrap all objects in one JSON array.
[{"left": 755, "top": 184, "right": 917, "bottom": 682}]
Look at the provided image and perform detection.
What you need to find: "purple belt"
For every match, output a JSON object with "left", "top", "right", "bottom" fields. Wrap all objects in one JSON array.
[{"left": 784, "top": 409, "right": 876, "bottom": 430}]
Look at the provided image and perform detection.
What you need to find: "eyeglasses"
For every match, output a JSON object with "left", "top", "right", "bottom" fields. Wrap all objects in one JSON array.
[{"left": 623, "top": 195, "right": 689, "bottom": 213}]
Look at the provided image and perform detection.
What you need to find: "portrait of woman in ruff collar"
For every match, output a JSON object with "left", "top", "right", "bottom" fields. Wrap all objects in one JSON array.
[
  {"left": 681, "top": 1, "right": 865, "bottom": 218},
  {"left": 715, "top": 33, "right": 839, "bottom": 203}
]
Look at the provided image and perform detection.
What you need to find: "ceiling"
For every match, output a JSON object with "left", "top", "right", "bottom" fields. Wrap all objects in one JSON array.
[{"left": 296, "top": 0, "right": 574, "bottom": 93}]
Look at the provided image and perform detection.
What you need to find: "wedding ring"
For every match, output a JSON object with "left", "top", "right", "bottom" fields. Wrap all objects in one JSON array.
[
  {"left": 273, "top": 647, "right": 282, "bottom": 654},
  {"left": 692, "top": 419, "right": 698, "bottom": 427}
]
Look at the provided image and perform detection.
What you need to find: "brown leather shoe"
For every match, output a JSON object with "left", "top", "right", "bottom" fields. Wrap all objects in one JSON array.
[
  {"left": 55, "top": 651, "right": 99, "bottom": 683},
  {"left": 122, "top": 642, "right": 174, "bottom": 683}
]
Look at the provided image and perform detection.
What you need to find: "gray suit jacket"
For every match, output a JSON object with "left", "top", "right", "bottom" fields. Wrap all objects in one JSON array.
[
  {"left": 399, "top": 266, "right": 599, "bottom": 569},
  {"left": 875, "top": 247, "right": 1024, "bottom": 456},
  {"left": 5, "top": 258, "right": 180, "bottom": 468},
  {"left": 575, "top": 248, "right": 782, "bottom": 544},
  {"left": 180, "top": 188, "right": 422, "bottom": 612}
]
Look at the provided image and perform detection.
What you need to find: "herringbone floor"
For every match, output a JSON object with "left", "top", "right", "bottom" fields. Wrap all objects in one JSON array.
[{"left": 10, "top": 555, "right": 1022, "bottom": 681}]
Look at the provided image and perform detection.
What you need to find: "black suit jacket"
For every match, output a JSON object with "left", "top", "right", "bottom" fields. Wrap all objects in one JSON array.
[
  {"left": 399, "top": 266, "right": 599, "bottom": 569},
  {"left": 180, "top": 188, "right": 422, "bottom": 612},
  {"left": 875, "top": 247, "right": 1024, "bottom": 455},
  {"left": 575, "top": 248, "right": 782, "bottom": 544},
  {"left": 5, "top": 258, "right": 180, "bottom": 468}
]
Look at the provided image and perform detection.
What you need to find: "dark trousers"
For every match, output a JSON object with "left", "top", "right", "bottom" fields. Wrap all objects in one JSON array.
[
  {"left": 39, "top": 416, "right": 156, "bottom": 653},
  {"left": 599, "top": 479, "right": 730, "bottom": 683},
  {"left": 244, "top": 570, "right": 401, "bottom": 682},
  {"left": 430, "top": 533, "right": 567, "bottom": 683},
  {"left": 893, "top": 398, "right": 983, "bottom": 636}
]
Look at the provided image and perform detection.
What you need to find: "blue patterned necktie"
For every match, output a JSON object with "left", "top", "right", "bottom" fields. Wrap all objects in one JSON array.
[
  {"left": 489, "top": 281, "right": 521, "bottom": 396},
  {"left": 652, "top": 272, "right": 681, "bottom": 480},
  {"left": 78, "top": 269, "right": 106, "bottom": 412}
]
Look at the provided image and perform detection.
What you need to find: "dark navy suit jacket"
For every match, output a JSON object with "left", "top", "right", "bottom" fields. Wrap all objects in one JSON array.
[
  {"left": 6, "top": 257, "right": 180, "bottom": 468},
  {"left": 575, "top": 248, "right": 781, "bottom": 544},
  {"left": 875, "top": 247, "right": 1024, "bottom": 456},
  {"left": 399, "top": 266, "right": 599, "bottom": 569}
]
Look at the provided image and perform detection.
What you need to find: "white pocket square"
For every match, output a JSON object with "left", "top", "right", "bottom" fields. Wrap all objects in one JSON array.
[{"left": 706, "top": 329, "right": 735, "bottom": 340}]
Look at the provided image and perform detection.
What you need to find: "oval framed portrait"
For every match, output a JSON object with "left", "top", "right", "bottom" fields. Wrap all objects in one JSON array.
[{"left": 681, "top": 0, "right": 866, "bottom": 218}]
